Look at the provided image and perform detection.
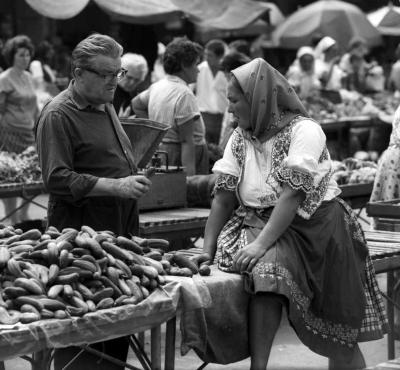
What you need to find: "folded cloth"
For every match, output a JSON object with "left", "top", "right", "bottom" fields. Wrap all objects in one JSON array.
[{"left": 179, "top": 267, "right": 250, "bottom": 364}]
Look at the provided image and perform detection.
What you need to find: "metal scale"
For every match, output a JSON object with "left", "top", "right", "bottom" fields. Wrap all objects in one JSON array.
[{"left": 120, "top": 118, "right": 187, "bottom": 210}]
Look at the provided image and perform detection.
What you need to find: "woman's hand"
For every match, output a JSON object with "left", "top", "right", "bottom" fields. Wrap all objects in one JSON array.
[{"left": 233, "top": 240, "right": 267, "bottom": 273}]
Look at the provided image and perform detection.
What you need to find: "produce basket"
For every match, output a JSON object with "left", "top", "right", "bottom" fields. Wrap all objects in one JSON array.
[{"left": 120, "top": 118, "right": 170, "bottom": 169}]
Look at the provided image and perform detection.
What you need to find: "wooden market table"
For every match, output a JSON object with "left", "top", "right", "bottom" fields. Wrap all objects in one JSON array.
[
  {"left": 340, "top": 183, "right": 373, "bottom": 210},
  {"left": 0, "top": 280, "right": 192, "bottom": 370},
  {"left": 365, "top": 229, "right": 400, "bottom": 360},
  {"left": 320, "top": 115, "right": 388, "bottom": 160},
  {"left": 0, "top": 182, "right": 47, "bottom": 223},
  {"left": 139, "top": 208, "right": 210, "bottom": 249},
  {"left": 165, "top": 235, "right": 400, "bottom": 366}
]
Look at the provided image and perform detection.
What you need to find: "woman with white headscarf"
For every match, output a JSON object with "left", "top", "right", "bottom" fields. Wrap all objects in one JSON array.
[
  {"left": 314, "top": 36, "right": 345, "bottom": 91},
  {"left": 286, "top": 46, "right": 321, "bottom": 99},
  {"left": 202, "top": 58, "right": 387, "bottom": 369}
]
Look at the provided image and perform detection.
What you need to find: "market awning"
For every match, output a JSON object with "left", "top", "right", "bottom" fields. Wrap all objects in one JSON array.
[
  {"left": 173, "top": 0, "right": 273, "bottom": 30},
  {"left": 25, "top": 0, "right": 91, "bottom": 19},
  {"left": 24, "top": 0, "right": 274, "bottom": 29},
  {"left": 25, "top": 0, "right": 181, "bottom": 23}
]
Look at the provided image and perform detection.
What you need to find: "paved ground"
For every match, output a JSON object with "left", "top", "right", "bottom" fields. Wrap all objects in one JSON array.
[{"left": 0, "top": 196, "right": 399, "bottom": 369}]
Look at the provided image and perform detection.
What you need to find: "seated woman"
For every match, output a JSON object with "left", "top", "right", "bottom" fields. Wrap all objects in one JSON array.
[
  {"left": 286, "top": 46, "right": 321, "bottom": 99},
  {"left": 203, "top": 58, "right": 387, "bottom": 370}
]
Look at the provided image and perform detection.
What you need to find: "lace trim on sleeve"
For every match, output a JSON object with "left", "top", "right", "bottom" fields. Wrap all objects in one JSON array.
[
  {"left": 212, "top": 173, "right": 238, "bottom": 195},
  {"left": 275, "top": 166, "right": 314, "bottom": 194}
]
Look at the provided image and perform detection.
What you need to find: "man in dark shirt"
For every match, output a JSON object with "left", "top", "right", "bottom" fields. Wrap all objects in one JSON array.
[{"left": 35, "top": 33, "right": 151, "bottom": 370}]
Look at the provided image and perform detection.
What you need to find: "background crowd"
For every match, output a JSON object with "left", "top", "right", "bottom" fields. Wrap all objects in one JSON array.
[{"left": 1, "top": 20, "right": 400, "bottom": 223}]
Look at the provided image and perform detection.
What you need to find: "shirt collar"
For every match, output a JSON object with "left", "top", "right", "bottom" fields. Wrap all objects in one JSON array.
[
  {"left": 166, "top": 74, "right": 187, "bottom": 85},
  {"left": 68, "top": 80, "right": 91, "bottom": 110},
  {"left": 68, "top": 80, "right": 105, "bottom": 111}
]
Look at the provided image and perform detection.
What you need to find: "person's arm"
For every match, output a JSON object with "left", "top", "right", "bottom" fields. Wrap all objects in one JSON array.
[
  {"left": 320, "top": 56, "right": 341, "bottom": 88},
  {"left": 203, "top": 189, "right": 238, "bottom": 262},
  {"left": 178, "top": 118, "right": 196, "bottom": 176},
  {"left": 131, "top": 93, "right": 148, "bottom": 118},
  {"left": 233, "top": 184, "right": 305, "bottom": 272},
  {"left": 87, "top": 175, "right": 151, "bottom": 199}
]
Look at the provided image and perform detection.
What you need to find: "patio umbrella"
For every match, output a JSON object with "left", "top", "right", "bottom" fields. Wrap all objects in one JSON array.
[
  {"left": 272, "top": 0, "right": 382, "bottom": 50},
  {"left": 368, "top": 3, "right": 400, "bottom": 36}
]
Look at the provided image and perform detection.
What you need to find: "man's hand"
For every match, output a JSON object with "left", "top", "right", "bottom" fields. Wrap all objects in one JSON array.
[{"left": 117, "top": 175, "right": 152, "bottom": 199}]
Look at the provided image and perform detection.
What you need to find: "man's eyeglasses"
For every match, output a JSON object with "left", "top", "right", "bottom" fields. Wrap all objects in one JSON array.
[{"left": 81, "top": 67, "right": 127, "bottom": 82}]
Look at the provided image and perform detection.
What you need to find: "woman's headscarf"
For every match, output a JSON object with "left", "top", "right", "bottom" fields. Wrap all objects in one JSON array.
[
  {"left": 314, "top": 36, "right": 336, "bottom": 61},
  {"left": 231, "top": 57, "right": 309, "bottom": 143},
  {"left": 296, "top": 46, "right": 315, "bottom": 60}
]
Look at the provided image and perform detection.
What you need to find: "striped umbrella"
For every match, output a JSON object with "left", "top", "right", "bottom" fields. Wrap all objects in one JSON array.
[{"left": 272, "top": 0, "right": 382, "bottom": 50}]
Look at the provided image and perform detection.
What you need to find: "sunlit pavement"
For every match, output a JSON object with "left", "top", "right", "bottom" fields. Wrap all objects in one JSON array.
[{"left": 1, "top": 197, "right": 399, "bottom": 369}]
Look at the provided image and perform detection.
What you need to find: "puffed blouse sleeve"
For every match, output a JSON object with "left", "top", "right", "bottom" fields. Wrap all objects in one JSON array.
[
  {"left": 275, "top": 119, "right": 328, "bottom": 193},
  {"left": 211, "top": 129, "right": 243, "bottom": 193}
]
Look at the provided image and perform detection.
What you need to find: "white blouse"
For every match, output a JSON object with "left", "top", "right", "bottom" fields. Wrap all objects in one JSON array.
[{"left": 212, "top": 118, "right": 341, "bottom": 218}]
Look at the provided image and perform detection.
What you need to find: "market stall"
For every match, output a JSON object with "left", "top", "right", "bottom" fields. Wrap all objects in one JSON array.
[
  {"left": 0, "top": 148, "right": 45, "bottom": 224},
  {"left": 173, "top": 239, "right": 400, "bottom": 363},
  {"left": 0, "top": 225, "right": 211, "bottom": 369}
]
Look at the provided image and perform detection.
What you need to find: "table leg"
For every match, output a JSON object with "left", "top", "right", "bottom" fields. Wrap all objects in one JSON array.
[
  {"left": 165, "top": 317, "right": 176, "bottom": 370},
  {"left": 388, "top": 271, "right": 395, "bottom": 359},
  {"left": 0, "top": 361, "right": 4, "bottom": 370},
  {"left": 32, "top": 349, "right": 53, "bottom": 370},
  {"left": 151, "top": 326, "right": 161, "bottom": 370},
  {"left": 138, "top": 331, "right": 145, "bottom": 348},
  {"left": 129, "top": 335, "right": 152, "bottom": 370}
]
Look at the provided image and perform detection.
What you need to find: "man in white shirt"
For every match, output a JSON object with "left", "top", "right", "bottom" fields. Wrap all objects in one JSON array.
[{"left": 196, "top": 39, "right": 228, "bottom": 144}]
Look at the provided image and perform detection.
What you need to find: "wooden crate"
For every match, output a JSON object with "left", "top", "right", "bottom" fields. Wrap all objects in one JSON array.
[
  {"left": 340, "top": 183, "right": 374, "bottom": 198},
  {"left": 367, "top": 199, "right": 400, "bottom": 219},
  {"left": 138, "top": 171, "right": 187, "bottom": 210}
]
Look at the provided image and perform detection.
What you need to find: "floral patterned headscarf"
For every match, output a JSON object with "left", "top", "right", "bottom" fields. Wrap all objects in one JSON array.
[{"left": 231, "top": 58, "right": 309, "bottom": 143}]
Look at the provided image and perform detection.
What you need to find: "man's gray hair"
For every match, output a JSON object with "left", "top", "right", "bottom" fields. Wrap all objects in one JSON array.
[
  {"left": 71, "top": 33, "right": 123, "bottom": 71},
  {"left": 121, "top": 53, "right": 149, "bottom": 81}
]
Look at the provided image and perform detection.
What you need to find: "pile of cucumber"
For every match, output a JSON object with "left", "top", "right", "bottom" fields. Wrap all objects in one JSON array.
[{"left": 0, "top": 225, "right": 171, "bottom": 324}]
